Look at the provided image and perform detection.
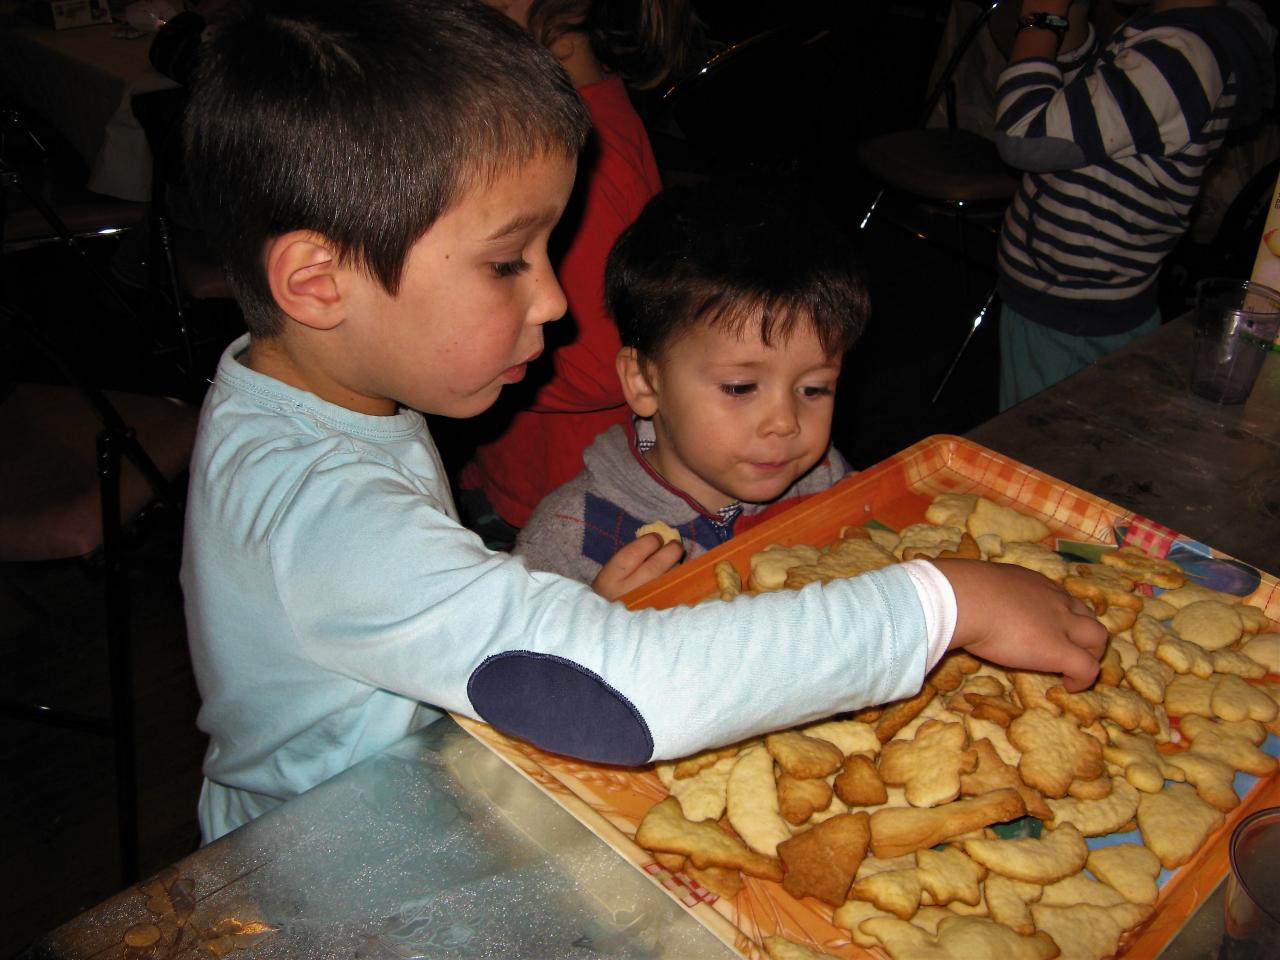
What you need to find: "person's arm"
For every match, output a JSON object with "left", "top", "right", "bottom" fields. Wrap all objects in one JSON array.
[
  {"left": 274, "top": 459, "right": 1103, "bottom": 765},
  {"left": 1007, "top": 0, "right": 1075, "bottom": 64},
  {"left": 996, "top": 3, "right": 1229, "bottom": 172}
]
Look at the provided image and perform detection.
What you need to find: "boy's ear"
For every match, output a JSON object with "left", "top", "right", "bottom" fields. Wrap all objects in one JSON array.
[
  {"left": 265, "top": 231, "right": 347, "bottom": 331},
  {"left": 616, "top": 346, "right": 659, "bottom": 418}
]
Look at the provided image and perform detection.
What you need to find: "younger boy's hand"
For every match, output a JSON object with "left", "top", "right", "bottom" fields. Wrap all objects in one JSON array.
[
  {"left": 592, "top": 535, "right": 685, "bottom": 602},
  {"left": 931, "top": 558, "right": 1107, "bottom": 692}
]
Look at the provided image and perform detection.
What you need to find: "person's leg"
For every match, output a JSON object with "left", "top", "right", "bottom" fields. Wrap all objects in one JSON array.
[{"left": 999, "top": 306, "right": 1160, "bottom": 410}]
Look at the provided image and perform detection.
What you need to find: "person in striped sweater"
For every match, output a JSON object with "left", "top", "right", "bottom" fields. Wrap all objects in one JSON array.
[{"left": 993, "top": 0, "right": 1274, "bottom": 409}]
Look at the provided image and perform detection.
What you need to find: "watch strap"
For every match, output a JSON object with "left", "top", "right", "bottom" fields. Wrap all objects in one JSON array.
[{"left": 1016, "top": 12, "right": 1070, "bottom": 38}]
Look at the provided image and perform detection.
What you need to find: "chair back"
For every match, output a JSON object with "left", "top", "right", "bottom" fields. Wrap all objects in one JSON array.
[
  {"left": 0, "top": 302, "right": 196, "bottom": 562},
  {"left": 653, "top": 20, "right": 844, "bottom": 178},
  {"left": 922, "top": 0, "right": 1001, "bottom": 130}
]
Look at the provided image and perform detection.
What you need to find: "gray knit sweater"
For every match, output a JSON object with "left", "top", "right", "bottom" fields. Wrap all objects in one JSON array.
[{"left": 515, "top": 418, "right": 851, "bottom": 584}]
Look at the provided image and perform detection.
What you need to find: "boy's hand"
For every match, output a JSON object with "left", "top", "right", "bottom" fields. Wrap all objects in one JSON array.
[
  {"left": 592, "top": 535, "right": 685, "bottom": 602},
  {"left": 931, "top": 558, "right": 1107, "bottom": 692}
]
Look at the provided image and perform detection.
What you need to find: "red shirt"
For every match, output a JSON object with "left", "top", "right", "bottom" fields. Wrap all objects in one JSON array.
[{"left": 462, "top": 73, "right": 662, "bottom": 526}]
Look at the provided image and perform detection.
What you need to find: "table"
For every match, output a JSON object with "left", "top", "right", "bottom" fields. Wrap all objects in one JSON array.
[
  {"left": 0, "top": 9, "right": 176, "bottom": 201},
  {"left": 969, "top": 312, "right": 1280, "bottom": 578},
  {"left": 24, "top": 716, "right": 731, "bottom": 960},
  {"left": 24, "top": 314, "right": 1272, "bottom": 959}
]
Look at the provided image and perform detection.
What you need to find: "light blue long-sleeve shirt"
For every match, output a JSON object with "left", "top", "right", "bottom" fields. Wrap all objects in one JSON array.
[{"left": 182, "top": 336, "right": 948, "bottom": 841}]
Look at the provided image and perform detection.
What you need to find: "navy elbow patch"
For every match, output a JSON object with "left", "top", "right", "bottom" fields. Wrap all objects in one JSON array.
[{"left": 467, "top": 652, "right": 654, "bottom": 765}]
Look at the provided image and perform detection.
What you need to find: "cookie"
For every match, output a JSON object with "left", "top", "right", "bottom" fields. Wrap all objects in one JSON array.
[
  {"left": 960, "top": 737, "right": 1053, "bottom": 821},
  {"left": 870, "top": 788, "right": 1027, "bottom": 859},
  {"left": 635, "top": 797, "right": 784, "bottom": 880},
  {"left": 1085, "top": 843, "right": 1162, "bottom": 905},
  {"left": 966, "top": 497, "right": 1050, "bottom": 544},
  {"left": 858, "top": 915, "right": 1059, "bottom": 960},
  {"left": 1044, "top": 779, "right": 1140, "bottom": 836},
  {"left": 777, "top": 811, "right": 871, "bottom": 906},
  {"left": 635, "top": 520, "right": 681, "bottom": 545},
  {"left": 1171, "top": 600, "right": 1244, "bottom": 651},
  {"left": 850, "top": 866, "right": 923, "bottom": 919},
  {"left": 1102, "top": 725, "right": 1185, "bottom": 793},
  {"left": 1008, "top": 708, "right": 1105, "bottom": 799},
  {"left": 766, "top": 730, "right": 846, "bottom": 779},
  {"left": 1098, "top": 545, "right": 1185, "bottom": 589},
  {"left": 925, "top": 492, "right": 979, "bottom": 528},
  {"left": 1030, "top": 902, "right": 1153, "bottom": 960},
  {"left": 984, "top": 873, "right": 1043, "bottom": 936},
  {"left": 1136, "top": 782, "right": 1225, "bottom": 869},
  {"left": 962, "top": 822, "right": 1089, "bottom": 884},
  {"left": 916, "top": 844, "right": 986, "bottom": 908},
  {"left": 878, "top": 720, "right": 975, "bottom": 807},
  {"left": 801, "top": 718, "right": 881, "bottom": 757},
  {"left": 748, "top": 543, "right": 822, "bottom": 592},
  {"left": 992, "top": 542, "right": 1069, "bottom": 583},
  {"left": 726, "top": 745, "right": 793, "bottom": 857},
  {"left": 713, "top": 559, "right": 742, "bottom": 601},
  {"left": 777, "top": 772, "right": 834, "bottom": 824},
  {"left": 658, "top": 753, "right": 738, "bottom": 821},
  {"left": 834, "top": 753, "right": 888, "bottom": 807}
]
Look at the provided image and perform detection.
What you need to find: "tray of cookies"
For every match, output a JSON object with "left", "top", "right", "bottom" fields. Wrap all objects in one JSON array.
[{"left": 452, "top": 434, "right": 1280, "bottom": 960}]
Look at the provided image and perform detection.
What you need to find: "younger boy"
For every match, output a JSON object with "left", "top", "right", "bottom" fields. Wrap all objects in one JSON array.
[
  {"left": 517, "top": 181, "right": 864, "bottom": 597},
  {"left": 181, "top": 0, "right": 1106, "bottom": 843}
]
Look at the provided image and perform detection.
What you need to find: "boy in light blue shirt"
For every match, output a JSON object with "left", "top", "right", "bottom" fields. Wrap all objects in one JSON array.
[{"left": 180, "top": 0, "right": 1107, "bottom": 842}]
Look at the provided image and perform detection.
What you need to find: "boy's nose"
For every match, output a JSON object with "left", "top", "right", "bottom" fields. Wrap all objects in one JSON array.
[
  {"left": 529, "top": 265, "right": 568, "bottom": 326},
  {"left": 760, "top": 395, "right": 801, "bottom": 437}
]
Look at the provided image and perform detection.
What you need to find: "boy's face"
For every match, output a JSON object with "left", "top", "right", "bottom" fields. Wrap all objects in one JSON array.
[
  {"left": 337, "top": 152, "right": 577, "bottom": 418},
  {"left": 638, "top": 319, "right": 841, "bottom": 513}
]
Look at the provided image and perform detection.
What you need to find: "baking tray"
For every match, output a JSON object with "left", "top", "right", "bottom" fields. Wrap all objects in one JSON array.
[{"left": 454, "top": 435, "right": 1280, "bottom": 958}]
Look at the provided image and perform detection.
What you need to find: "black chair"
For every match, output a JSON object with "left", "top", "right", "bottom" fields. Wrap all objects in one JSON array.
[
  {"left": 0, "top": 301, "right": 198, "bottom": 886},
  {"left": 854, "top": 0, "right": 1018, "bottom": 401},
  {"left": 1, "top": 101, "right": 149, "bottom": 311},
  {"left": 647, "top": 19, "right": 847, "bottom": 183}
]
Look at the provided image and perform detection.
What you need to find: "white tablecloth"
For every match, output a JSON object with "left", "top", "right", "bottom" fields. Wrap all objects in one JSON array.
[{"left": 0, "top": 14, "right": 176, "bottom": 201}]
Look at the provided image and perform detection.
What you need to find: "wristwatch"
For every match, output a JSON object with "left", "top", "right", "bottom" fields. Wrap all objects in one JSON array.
[{"left": 1016, "top": 11, "right": 1070, "bottom": 40}]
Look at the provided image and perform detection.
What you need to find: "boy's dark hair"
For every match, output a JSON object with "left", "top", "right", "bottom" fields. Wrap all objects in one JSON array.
[
  {"left": 184, "top": 0, "right": 591, "bottom": 337},
  {"left": 605, "top": 178, "right": 870, "bottom": 362}
]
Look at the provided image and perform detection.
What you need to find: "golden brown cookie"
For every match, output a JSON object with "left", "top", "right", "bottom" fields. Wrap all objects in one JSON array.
[
  {"left": 870, "top": 788, "right": 1027, "bottom": 859},
  {"left": 635, "top": 796, "right": 784, "bottom": 880},
  {"left": 878, "top": 720, "right": 975, "bottom": 807},
  {"left": 962, "top": 823, "right": 1089, "bottom": 884},
  {"left": 1008, "top": 708, "right": 1105, "bottom": 799},
  {"left": 1085, "top": 843, "right": 1162, "bottom": 905},
  {"left": 1136, "top": 782, "right": 1225, "bottom": 869},
  {"left": 834, "top": 753, "right": 888, "bottom": 807},
  {"left": 777, "top": 811, "right": 871, "bottom": 906}
]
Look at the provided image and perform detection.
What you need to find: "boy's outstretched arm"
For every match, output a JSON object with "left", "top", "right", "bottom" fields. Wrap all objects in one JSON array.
[
  {"left": 931, "top": 558, "right": 1107, "bottom": 692},
  {"left": 592, "top": 533, "right": 685, "bottom": 601}
]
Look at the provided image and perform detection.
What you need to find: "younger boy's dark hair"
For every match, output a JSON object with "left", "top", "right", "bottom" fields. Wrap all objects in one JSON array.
[
  {"left": 184, "top": 0, "right": 591, "bottom": 337},
  {"left": 605, "top": 177, "right": 870, "bottom": 362}
]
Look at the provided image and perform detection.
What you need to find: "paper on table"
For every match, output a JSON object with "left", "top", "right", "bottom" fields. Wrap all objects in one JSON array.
[{"left": 1247, "top": 167, "right": 1280, "bottom": 336}]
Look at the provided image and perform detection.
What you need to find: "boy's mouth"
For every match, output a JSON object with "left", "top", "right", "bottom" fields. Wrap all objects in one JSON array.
[{"left": 503, "top": 350, "right": 542, "bottom": 383}]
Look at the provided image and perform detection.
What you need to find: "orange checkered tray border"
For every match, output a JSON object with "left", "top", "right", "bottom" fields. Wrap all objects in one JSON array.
[{"left": 454, "top": 435, "right": 1279, "bottom": 959}]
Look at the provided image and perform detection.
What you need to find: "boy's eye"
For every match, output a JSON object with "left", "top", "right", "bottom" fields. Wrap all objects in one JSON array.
[
  {"left": 491, "top": 258, "right": 529, "bottom": 278},
  {"left": 719, "top": 383, "right": 756, "bottom": 397},
  {"left": 801, "top": 384, "right": 835, "bottom": 399}
]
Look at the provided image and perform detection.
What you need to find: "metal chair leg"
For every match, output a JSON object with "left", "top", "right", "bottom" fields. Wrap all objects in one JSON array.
[
  {"left": 99, "top": 427, "right": 140, "bottom": 886},
  {"left": 932, "top": 286, "right": 997, "bottom": 404}
]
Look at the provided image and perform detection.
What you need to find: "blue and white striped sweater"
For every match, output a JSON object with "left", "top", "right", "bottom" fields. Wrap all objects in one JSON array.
[{"left": 994, "top": 7, "right": 1272, "bottom": 336}]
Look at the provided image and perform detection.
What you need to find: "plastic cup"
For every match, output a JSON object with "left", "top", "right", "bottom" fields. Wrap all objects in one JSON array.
[
  {"left": 1219, "top": 806, "right": 1280, "bottom": 960},
  {"left": 1190, "top": 278, "right": 1280, "bottom": 404}
]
